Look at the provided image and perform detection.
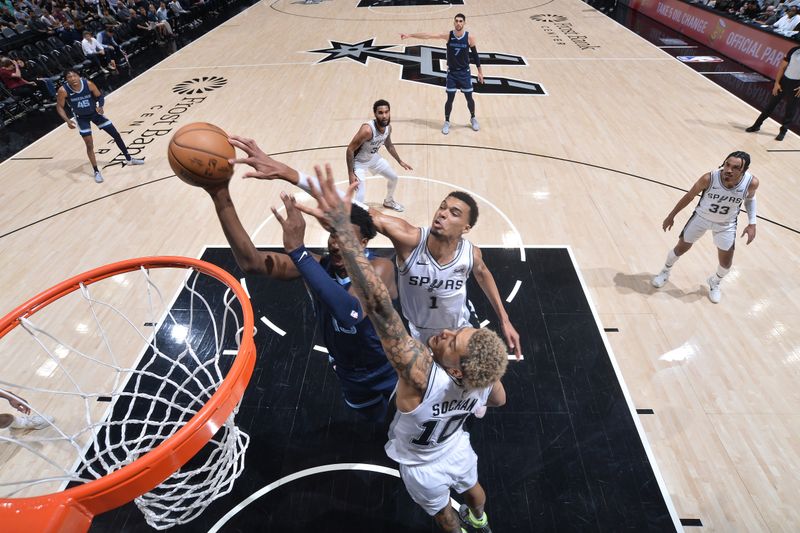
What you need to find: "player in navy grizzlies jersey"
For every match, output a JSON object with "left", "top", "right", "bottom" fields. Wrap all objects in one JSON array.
[
  {"left": 203, "top": 146, "right": 398, "bottom": 422},
  {"left": 402, "top": 13, "right": 484, "bottom": 135},
  {"left": 652, "top": 151, "right": 760, "bottom": 304},
  {"left": 55, "top": 70, "right": 144, "bottom": 184},
  {"left": 296, "top": 167, "right": 508, "bottom": 533}
]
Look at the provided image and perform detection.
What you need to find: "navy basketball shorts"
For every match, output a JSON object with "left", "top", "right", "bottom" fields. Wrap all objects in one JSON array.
[
  {"left": 446, "top": 69, "right": 473, "bottom": 93},
  {"left": 75, "top": 113, "right": 112, "bottom": 136}
]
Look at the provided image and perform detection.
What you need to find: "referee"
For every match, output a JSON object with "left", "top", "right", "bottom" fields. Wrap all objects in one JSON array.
[{"left": 746, "top": 45, "right": 800, "bottom": 141}]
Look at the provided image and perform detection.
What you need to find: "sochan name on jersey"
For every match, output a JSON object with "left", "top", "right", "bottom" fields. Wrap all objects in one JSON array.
[
  {"left": 431, "top": 397, "right": 478, "bottom": 417},
  {"left": 408, "top": 276, "right": 465, "bottom": 291},
  {"left": 706, "top": 193, "right": 743, "bottom": 204}
]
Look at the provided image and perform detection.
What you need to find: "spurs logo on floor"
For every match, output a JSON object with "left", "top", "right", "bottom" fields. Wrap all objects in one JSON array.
[
  {"left": 309, "top": 39, "right": 546, "bottom": 95},
  {"left": 172, "top": 76, "right": 228, "bottom": 95}
]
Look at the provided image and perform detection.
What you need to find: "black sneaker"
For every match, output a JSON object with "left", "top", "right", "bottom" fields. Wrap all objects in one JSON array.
[
  {"left": 458, "top": 504, "right": 492, "bottom": 533},
  {"left": 776, "top": 130, "right": 786, "bottom": 141},
  {"left": 745, "top": 124, "right": 760, "bottom": 132}
]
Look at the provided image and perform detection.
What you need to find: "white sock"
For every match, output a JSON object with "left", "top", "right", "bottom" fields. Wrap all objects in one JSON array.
[
  {"left": 715, "top": 265, "right": 730, "bottom": 281},
  {"left": 385, "top": 174, "right": 397, "bottom": 202},
  {"left": 665, "top": 249, "right": 679, "bottom": 269}
]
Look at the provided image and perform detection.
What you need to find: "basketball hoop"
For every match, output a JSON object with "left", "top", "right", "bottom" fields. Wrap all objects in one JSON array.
[{"left": 0, "top": 257, "right": 256, "bottom": 532}]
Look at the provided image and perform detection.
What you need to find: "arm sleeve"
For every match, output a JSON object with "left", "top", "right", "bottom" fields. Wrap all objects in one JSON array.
[
  {"left": 288, "top": 245, "right": 364, "bottom": 327},
  {"left": 470, "top": 45, "right": 481, "bottom": 67}
]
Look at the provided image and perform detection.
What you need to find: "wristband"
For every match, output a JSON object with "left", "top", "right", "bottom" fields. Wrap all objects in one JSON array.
[{"left": 744, "top": 196, "right": 757, "bottom": 225}]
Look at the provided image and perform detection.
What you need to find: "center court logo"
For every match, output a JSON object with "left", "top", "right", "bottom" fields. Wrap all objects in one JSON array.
[
  {"left": 172, "top": 76, "right": 228, "bottom": 95},
  {"left": 309, "top": 39, "right": 545, "bottom": 95}
]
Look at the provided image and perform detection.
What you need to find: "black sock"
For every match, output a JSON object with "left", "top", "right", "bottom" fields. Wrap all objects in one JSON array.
[{"left": 93, "top": 165, "right": 99, "bottom": 172}]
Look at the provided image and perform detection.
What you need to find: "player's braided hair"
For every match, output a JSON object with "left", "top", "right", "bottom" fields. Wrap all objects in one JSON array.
[
  {"left": 447, "top": 191, "right": 479, "bottom": 227},
  {"left": 723, "top": 151, "right": 751, "bottom": 172},
  {"left": 351, "top": 203, "right": 377, "bottom": 240},
  {"left": 460, "top": 329, "right": 508, "bottom": 390}
]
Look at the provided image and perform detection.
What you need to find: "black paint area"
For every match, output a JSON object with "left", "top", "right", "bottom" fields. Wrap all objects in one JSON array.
[{"left": 88, "top": 247, "right": 675, "bottom": 532}]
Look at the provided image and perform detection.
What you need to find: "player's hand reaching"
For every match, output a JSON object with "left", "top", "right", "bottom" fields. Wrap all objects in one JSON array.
[
  {"left": 272, "top": 191, "right": 307, "bottom": 253},
  {"left": 400, "top": 33, "right": 409, "bottom": 39},
  {"left": 295, "top": 164, "right": 357, "bottom": 235},
  {"left": 500, "top": 320, "right": 522, "bottom": 359},
  {"left": 96, "top": 106, "right": 104, "bottom": 115},
  {"left": 66, "top": 119, "right": 76, "bottom": 129},
  {"left": 662, "top": 215, "right": 675, "bottom": 232},
  {"left": 228, "top": 135, "right": 288, "bottom": 180},
  {"left": 400, "top": 161, "right": 413, "bottom": 171},
  {"left": 2, "top": 392, "right": 30, "bottom": 415},
  {"left": 741, "top": 223, "right": 756, "bottom": 244}
]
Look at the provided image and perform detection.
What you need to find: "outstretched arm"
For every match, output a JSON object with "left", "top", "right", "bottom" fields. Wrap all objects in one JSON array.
[
  {"left": 0, "top": 389, "right": 30, "bottom": 414},
  {"left": 472, "top": 246, "right": 521, "bottom": 358},
  {"left": 297, "top": 166, "right": 433, "bottom": 393},
  {"left": 205, "top": 185, "right": 299, "bottom": 280},
  {"left": 367, "top": 208, "right": 421, "bottom": 260},
  {"left": 228, "top": 135, "right": 302, "bottom": 184},
  {"left": 662, "top": 173, "right": 711, "bottom": 231},
  {"left": 400, "top": 31, "right": 449, "bottom": 40},
  {"left": 273, "top": 191, "right": 365, "bottom": 327}
]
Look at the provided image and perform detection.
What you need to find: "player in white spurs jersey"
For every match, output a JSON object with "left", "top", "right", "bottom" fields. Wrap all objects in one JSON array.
[
  {"left": 370, "top": 192, "right": 522, "bottom": 358},
  {"left": 651, "top": 151, "right": 760, "bottom": 303},
  {"left": 296, "top": 167, "right": 508, "bottom": 533},
  {"left": 346, "top": 99, "right": 413, "bottom": 212}
]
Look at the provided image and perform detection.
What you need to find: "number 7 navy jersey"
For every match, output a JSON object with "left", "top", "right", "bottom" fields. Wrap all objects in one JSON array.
[
  {"left": 385, "top": 361, "right": 492, "bottom": 466},
  {"left": 446, "top": 30, "right": 470, "bottom": 71},
  {"left": 396, "top": 227, "right": 473, "bottom": 333},
  {"left": 695, "top": 168, "right": 753, "bottom": 224}
]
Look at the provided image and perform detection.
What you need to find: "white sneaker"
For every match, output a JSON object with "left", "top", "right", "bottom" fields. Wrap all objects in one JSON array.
[
  {"left": 127, "top": 157, "right": 145, "bottom": 165},
  {"left": 707, "top": 276, "right": 722, "bottom": 304},
  {"left": 470, "top": 117, "right": 480, "bottom": 131},
  {"left": 94, "top": 170, "right": 104, "bottom": 183},
  {"left": 383, "top": 199, "right": 404, "bottom": 212},
  {"left": 442, "top": 121, "right": 450, "bottom": 135},
  {"left": 10, "top": 414, "right": 54, "bottom": 430},
  {"left": 651, "top": 268, "right": 670, "bottom": 288}
]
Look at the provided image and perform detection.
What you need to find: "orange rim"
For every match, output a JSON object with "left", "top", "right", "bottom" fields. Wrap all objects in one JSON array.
[{"left": 0, "top": 257, "right": 256, "bottom": 533}]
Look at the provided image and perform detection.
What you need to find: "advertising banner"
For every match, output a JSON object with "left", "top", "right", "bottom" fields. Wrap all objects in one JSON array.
[{"left": 624, "top": 0, "right": 795, "bottom": 79}]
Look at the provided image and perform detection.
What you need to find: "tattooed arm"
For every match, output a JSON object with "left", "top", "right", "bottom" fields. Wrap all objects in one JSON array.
[{"left": 296, "top": 165, "right": 433, "bottom": 397}]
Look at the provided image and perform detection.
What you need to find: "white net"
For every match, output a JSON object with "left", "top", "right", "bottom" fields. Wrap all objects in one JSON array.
[{"left": 0, "top": 261, "right": 252, "bottom": 529}]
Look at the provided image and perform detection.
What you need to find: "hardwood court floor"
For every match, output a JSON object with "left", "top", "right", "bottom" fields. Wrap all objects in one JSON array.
[{"left": 1, "top": 0, "right": 799, "bottom": 530}]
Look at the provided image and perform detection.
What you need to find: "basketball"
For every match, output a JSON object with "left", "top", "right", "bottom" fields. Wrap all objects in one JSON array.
[{"left": 167, "top": 122, "right": 235, "bottom": 187}]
